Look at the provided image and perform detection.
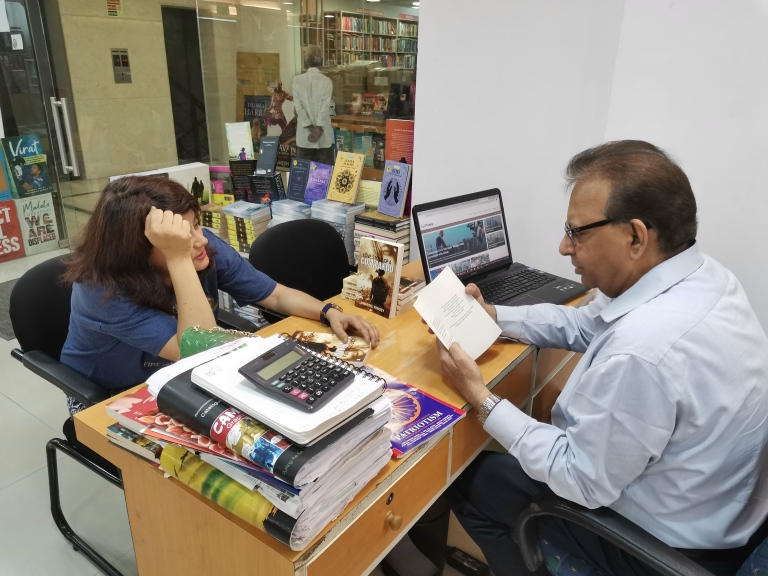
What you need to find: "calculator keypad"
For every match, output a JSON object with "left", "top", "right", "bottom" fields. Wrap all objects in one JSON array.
[{"left": 260, "top": 354, "right": 355, "bottom": 412}]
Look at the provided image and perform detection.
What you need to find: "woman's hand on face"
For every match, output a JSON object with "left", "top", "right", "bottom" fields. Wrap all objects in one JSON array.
[
  {"left": 144, "top": 207, "right": 192, "bottom": 260},
  {"left": 326, "top": 309, "right": 380, "bottom": 348}
]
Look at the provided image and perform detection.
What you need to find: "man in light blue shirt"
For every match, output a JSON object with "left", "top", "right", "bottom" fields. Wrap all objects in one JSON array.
[{"left": 442, "top": 141, "right": 768, "bottom": 576}]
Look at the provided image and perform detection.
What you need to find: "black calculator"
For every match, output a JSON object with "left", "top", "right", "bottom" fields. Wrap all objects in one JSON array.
[{"left": 238, "top": 340, "right": 356, "bottom": 412}]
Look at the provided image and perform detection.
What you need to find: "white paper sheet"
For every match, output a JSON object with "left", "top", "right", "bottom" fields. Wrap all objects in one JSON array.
[{"left": 413, "top": 267, "right": 501, "bottom": 360}]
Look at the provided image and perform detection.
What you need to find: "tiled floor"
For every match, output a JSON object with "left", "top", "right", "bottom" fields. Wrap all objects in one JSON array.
[{"left": 0, "top": 250, "right": 469, "bottom": 576}]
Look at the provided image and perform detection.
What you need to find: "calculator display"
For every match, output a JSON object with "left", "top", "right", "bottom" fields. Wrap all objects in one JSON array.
[{"left": 257, "top": 350, "right": 302, "bottom": 380}]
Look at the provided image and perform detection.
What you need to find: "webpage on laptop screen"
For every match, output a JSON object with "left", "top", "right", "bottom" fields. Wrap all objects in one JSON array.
[{"left": 419, "top": 196, "right": 509, "bottom": 281}]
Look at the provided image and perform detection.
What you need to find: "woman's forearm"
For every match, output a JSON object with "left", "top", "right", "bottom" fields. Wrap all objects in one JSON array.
[{"left": 166, "top": 257, "right": 217, "bottom": 340}]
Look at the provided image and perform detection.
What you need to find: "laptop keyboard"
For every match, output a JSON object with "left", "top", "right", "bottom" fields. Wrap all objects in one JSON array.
[{"left": 479, "top": 269, "right": 556, "bottom": 304}]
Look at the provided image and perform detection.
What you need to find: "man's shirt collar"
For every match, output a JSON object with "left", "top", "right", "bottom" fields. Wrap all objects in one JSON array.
[{"left": 599, "top": 242, "right": 704, "bottom": 323}]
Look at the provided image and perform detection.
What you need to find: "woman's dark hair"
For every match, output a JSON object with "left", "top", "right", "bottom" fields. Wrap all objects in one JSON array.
[
  {"left": 565, "top": 140, "right": 698, "bottom": 253},
  {"left": 63, "top": 176, "right": 212, "bottom": 313}
]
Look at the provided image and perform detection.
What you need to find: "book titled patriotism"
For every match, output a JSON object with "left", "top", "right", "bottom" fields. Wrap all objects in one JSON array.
[
  {"left": 14, "top": 194, "right": 59, "bottom": 256},
  {"left": 354, "top": 236, "right": 405, "bottom": 319},
  {"left": 327, "top": 152, "right": 365, "bottom": 204},
  {"left": 364, "top": 365, "right": 466, "bottom": 458},
  {"left": 303, "top": 161, "right": 332, "bottom": 205},
  {"left": 2, "top": 135, "right": 53, "bottom": 198},
  {"left": 286, "top": 159, "right": 311, "bottom": 202},
  {"left": 377, "top": 160, "right": 412, "bottom": 218}
]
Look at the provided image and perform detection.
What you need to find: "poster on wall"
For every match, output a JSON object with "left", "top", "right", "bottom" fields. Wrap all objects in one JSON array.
[
  {"left": 0, "top": 200, "right": 25, "bottom": 263},
  {"left": 15, "top": 193, "right": 59, "bottom": 256},
  {"left": 109, "top": 162, "right": 211, "bottom": 204},
  {"left": 236, "top": 53, "right": 297, "bottom": 169}
]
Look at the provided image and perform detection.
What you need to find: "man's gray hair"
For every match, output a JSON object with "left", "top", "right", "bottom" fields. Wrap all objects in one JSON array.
[{"left": 304, "top": 45, "right": 323, "bottom": 69}]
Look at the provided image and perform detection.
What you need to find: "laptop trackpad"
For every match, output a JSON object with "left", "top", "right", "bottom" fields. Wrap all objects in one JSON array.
[{"left": 505, "top": 294, "right": 544, "bottom": 307}]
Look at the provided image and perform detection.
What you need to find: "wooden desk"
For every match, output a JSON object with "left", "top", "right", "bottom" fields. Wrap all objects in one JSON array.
[{"left": 73, "top": 261, "right": 562, "bottom": 575}]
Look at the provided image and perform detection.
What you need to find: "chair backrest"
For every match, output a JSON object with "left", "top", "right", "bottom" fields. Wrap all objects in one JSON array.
[
  {"left": 9, "top": 255, "right": 72, "bottom": 361},
  {"left": 249, "top": 219, "right": 350, "bottom": 301}
]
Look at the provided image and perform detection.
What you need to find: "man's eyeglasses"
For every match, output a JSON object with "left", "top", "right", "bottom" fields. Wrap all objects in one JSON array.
[
  {"left": 563, "top": 219, "right": 616, "bottom": 245},
  {"left": 564, "top": 219, "right": 652, "bottom": 245}
]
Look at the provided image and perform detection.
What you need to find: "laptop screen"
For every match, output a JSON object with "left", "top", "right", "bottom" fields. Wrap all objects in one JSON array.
[{"left": 413, "top": 190, "right": 512, "bottom": 282}]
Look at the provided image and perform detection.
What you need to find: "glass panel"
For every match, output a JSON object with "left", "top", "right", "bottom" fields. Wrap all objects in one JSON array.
[
  {"left": 0, "top": 0, "right": 72, "bottom": 267},
  {"left": 197, "top": 0, "right": 419, "bottom": 178}
]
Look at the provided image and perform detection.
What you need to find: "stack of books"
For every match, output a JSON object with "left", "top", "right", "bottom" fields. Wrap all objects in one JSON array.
[
  {"left": 219, "top": 291, "right": 270, "bottom": 329},
  {"left": 396, "top": 277, "right": 426, "bottom": 315},
  {"left": 341, "top": 273, "right": 359, "bottom": 302},
  {"left": 133, "top": 336, "right": 393, "bottom": 550},
  {"left": 269, "top": 199, "right": 311, "bottom": 228},
  {"left": 221, "top": 201, "right": 272, "bottom": 255},
  {"left": 353, "top": 210, "right": 411, "bottom": 265},
  {"left": 310, "top": 199, "right": 367, "bottom": 265},
  {"left": 200, "top": 204, "right": 228, "bottom": 241}
]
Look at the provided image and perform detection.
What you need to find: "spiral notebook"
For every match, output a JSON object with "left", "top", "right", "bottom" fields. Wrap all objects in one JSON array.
[{"left": 190, "top": 334, "right": 386, "bottom": 445}]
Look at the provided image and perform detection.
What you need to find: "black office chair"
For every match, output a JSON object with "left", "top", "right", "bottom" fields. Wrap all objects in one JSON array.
[
  {"left": 9, "top": 255, "right": 125, "bottom": 576},
  {"left": 249, "top": 219, "right": 351, "bottom": 324},
  {"left": 516, "top": 492, "right": 768, "bottom": 576},
  {"left": 9, "top": 255, "right": 256, "bottom": 576}
]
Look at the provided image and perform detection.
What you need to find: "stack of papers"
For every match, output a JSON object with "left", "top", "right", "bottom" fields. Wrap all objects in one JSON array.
[
  {"left": 269, "top": 199, "right": 311, "bottom": 228},
  {"left": 310, "top": 199, "right": 367, "bottom": 265}
]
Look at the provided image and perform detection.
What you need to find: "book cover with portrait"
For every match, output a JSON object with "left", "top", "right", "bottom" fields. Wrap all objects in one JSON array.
[
  {"left": 2, "top": 134, "right": 53, "bottom": 198},
  {"left": 327, "top": 152, "right": 364, "bottom": 204},
  {"left": 354, "top": 236, "right": 405, "bottom": 319},
  {"left": 377, "top": 160, "right": 412, "bottom": 218},
  {"left": 14, "top": 193, "right": 59, "bottom": 256}
]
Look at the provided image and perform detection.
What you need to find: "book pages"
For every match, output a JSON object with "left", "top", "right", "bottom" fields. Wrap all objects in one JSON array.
[{"left": 413, "top": 267, "right": 501, "bottom": 360}]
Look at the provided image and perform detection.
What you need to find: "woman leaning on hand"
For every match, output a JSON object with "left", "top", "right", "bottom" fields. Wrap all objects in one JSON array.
[{"left": 60, "top": 176, "right": 379, "bottom": 416}]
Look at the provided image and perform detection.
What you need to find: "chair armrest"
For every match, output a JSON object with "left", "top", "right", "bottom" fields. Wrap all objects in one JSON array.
[
  {"left": 216, "top": 309, "right": 259, "bottom": 333},
  {"left": 516, "top": 493, "right": 714, "bottom": 576},
  {"left": 16, "top": 350, "right": 111, "bottom": 407}
]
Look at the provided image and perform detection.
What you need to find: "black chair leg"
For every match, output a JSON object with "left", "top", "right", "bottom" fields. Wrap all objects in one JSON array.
[{"left": 46, "top": 439, "right": 125, "bottom": 576}]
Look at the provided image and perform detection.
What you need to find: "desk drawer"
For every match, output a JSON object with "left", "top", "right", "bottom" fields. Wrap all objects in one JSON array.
[
  {"left": 450, "top": 351, "right": 533, "bottom": 476},
  {"left": 307, "top": 435, "right": 450, "bottom": 576}
]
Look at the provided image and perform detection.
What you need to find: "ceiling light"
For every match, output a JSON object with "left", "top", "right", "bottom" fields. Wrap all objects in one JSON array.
[
  {"left": 413, "top": 1, "right": 420, "bottom": 5},
  {"left": 325, "top": 14, "right": 333, "bottom": 17},
  {"left": 367, "top": 0, "right": 381, "bottom": 3},
  {"left": 229, "top": 5, "right": 237, "bottom": 15}
]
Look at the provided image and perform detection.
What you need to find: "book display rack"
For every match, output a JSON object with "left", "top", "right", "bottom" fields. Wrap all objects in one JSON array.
[{"left": 322, "top": 11, "right": 418, "bottom": 69}]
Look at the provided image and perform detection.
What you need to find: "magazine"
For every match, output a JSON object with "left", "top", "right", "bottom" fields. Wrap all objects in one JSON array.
[
  {"left": 288, "top": 330, "right": 372, "bottom": 367},
  {"left": 365, "top": 365, "right": 466, "bottom": 458}
]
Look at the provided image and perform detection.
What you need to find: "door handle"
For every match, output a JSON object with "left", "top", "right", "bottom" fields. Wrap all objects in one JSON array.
[{"left": 50, "top": 97, "right": 80, "bottom": 177}]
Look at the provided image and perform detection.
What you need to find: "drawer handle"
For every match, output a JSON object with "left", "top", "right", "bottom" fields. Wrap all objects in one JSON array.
[{"left": 384, "top": 511, "right": 403, "bottom": 531}]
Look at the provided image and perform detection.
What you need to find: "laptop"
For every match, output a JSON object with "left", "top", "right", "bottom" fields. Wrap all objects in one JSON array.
[{"left": 412, "top": 189, "right": 588, "bottom": 306}]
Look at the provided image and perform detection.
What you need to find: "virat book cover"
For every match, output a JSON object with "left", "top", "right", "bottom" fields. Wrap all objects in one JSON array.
[
  {"left": 2, "top": 135, "right": 53, "bottom": 198},
  {"left": 286, "top": 158, "right": 311, "bottom": 202},
  {"left": 14, "top": 194, "right": 59, "bottom": 256},
  {"left": 327, "top": 152, "right": 364, "bottom": 204},
  {"left": 354, "top": 236, "right": 405, "bottom": 319},
  {"left": 0, "top": 200, "right": 25, "bottom": 263},
  {"left": 303, "top": 161, "right": 332, "bottom": 205},
  {"left": 377, "top": 160, "right": 412, "bottom": 218}
]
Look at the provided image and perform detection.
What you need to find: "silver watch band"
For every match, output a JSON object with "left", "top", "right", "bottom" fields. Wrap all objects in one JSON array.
[{"left": 477, "top": 394, "right": 502, "bottom": 424}]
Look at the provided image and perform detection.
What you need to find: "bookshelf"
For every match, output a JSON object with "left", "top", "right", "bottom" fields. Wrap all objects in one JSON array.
[{"left": 323, "top": 11, "right": 418, "bottom": 69}]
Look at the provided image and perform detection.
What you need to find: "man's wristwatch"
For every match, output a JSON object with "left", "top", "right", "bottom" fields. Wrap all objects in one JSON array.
[
  {"left": 477, "top": 394, "right": 502, "bottom": 425},
  {"left": 320, "top": 302, "right": 343, "bottom": 326}
]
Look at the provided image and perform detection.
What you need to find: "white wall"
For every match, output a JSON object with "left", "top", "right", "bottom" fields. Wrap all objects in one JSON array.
[
  {"left": 604, "top": 0, "right": 768, "bottom": 326},
  {"left": 413, "top": 0, "right": 625, "bottom": 282},
  {"left": 415, "top": 0, "right": 768, "bottom": 328}
]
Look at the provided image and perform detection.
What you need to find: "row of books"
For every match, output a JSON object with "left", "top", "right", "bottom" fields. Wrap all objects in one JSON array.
[
  {"left": 105, "top": 335, "right": 465, "bottom": 550},
  {"left": 218, "top": 290, "right": 270, "bottom": 330},
  {"left": 353, "top": 209, "right": 411, "bottom": 265}
]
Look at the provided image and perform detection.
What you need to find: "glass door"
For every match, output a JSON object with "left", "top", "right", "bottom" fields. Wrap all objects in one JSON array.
[{"left": 0, "top": 0, "right": 75, "bottom": 266}]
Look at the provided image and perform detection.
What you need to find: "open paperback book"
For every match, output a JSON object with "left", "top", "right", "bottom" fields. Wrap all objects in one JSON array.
[
  {"left": 414, "top": 267, "right": 501, "bottom": 360},
  {"left": 184, "top": 334, "right": 386, "bottom": 445},
  {"left": 286, "top": 330, "right": 371, "bottom": 367}
]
